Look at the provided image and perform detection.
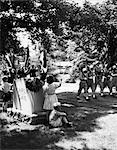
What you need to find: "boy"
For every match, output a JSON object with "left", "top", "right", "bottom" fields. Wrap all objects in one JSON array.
[
  {"left": 1, "top": 76, "right": 12, "bottom": 112},
  {"left": 110, "top": 65, "right": 117, "bottom": 95},
  {"left": 77, "top": 67, "right": 89, "bottom": 100},
  {"left": 94, "top": 63, "right": 104, "bottom": 96},
  {"left": 87, "top": 65, "right": 96, "bottom": 98},
  {"left": 102, "top": 67, "right": 112, "bottom": 95},
  {"left": 49, "top": 102, "right": 72, "bottom": 128}
]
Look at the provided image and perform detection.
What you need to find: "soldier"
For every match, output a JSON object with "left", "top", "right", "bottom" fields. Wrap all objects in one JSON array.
[
  {"left": 102, "top": 67, "right": 112, "bottom": 95},
  {"left": 110, "top": 65, "right": 117, "bottom": 95},
  {"left": 77, "top": 67, "right": 89, "bottom": 100},
  {"left": 94, "top": 63, "right": 104, "bottom": 96},
  {"left": 87, "top": 65, "right": 96, "bottom": 98}
]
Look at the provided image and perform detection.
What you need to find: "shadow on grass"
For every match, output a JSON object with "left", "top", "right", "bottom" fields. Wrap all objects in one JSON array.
[
  {"left": 1, "top": 122, "right": 65, "bottom": 150},
  {"left": 57, "top": 92, "right": 117, "bottom": 138},
  {"left": 1, "top": 91, "right": 117, "bottom": 150}
]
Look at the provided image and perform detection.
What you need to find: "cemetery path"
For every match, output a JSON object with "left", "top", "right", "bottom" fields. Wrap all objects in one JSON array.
[{"left": 1, "top": 83, "right": 117, "bottom": 150}]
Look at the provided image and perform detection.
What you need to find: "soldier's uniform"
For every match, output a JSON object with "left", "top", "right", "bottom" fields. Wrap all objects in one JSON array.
[
  {"left": 102, "top": 68, "right": 112, "bottom": 94},
  {"left": 94, "top": 64, "right": 104, "bottom": 96},
  {"left": 110, "top": 66, "right": 117, "bottom": 95},
  {"left": 87, "top": 65, "right": 96, "bottom": 98},
  {"left": 77, "top": 68, "right": 89, "bottom": 100}
]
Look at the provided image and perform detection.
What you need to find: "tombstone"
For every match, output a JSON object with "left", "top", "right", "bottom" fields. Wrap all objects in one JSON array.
[
  {"left": 13, "top": 78, "right": 45, "bottom": 116},
  {"left": 13, "top": 78, "right": 32, "bottom": 115}
]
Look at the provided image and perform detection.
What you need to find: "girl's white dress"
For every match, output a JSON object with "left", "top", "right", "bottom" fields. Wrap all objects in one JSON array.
[{"left": 43, "top": 82, "right": 60, "bottom": 110}]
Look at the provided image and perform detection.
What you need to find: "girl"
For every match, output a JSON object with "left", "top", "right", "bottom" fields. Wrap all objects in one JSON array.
[{"left": 43, "top": 75, "right": 62, "bottom": 111}]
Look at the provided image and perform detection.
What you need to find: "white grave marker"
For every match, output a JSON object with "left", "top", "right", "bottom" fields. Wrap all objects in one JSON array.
[{"left": 15, "top": 78, "right": 32, "bottom": 115}]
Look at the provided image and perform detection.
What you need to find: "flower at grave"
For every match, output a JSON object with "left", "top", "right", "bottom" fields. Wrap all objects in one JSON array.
[{"left": 26, "top": 77, "right": 43, "bottom": 92}]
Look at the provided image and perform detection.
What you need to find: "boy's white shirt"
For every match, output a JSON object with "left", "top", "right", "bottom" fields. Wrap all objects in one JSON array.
[
  {"left": 49, "top": 109, "right": 66, "bottom": 122},
  {"left": 1, "top": 82, "right": 12, "bottom": 93},
  {"left": 49, "top": 109, "right": 56, "bottom": 121}
]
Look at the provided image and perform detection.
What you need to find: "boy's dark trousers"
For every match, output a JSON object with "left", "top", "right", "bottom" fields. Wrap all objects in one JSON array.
[
  {"left": 2, "top": 92, "right": 11, "bottom": 112},
  {"left": 87, "top": 78, "right": 95, "bottom": 93},
  {"left": 109, "top": 76, "right": 117, "bottom": 93},
  {"left": 103, "top": 77, "right": 112, "bottom": 92},
  {"left": 77, "top": 80, "right": 88, "bottom": 96},
  {"left": 94, "top": 76, "right": 103, "bottom": 93}
]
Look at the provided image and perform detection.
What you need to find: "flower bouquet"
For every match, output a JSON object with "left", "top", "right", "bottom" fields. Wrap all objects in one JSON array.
[{"left": 26, "top": 77, "right": 43, "bottom": 92}]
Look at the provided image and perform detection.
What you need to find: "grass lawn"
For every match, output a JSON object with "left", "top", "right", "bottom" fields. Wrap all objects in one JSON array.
[{"left": 1, "top": 83, "right": 117, "bottom": 150}]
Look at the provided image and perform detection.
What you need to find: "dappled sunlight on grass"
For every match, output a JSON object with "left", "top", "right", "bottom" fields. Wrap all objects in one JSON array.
[
  {"left": 56, "top": 82, "right": 80, "bottom": 93},
  {"left": 1, "top": 83, "right": 117, "bottom": 149},
  {"left": 55, "top": 113, "right": 117, "bottom": 150}
]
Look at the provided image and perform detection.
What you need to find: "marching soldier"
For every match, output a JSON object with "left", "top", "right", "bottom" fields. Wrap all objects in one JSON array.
[
  {"left": 110, "top": 65, "right": 117, "bottom": 95},
  {"left": 94, "top": 63, "right": 104, "bottom": 96},
  {"left": 87, "top": 65, "right": 96, "bottom": 98},
  {"left": 102, "top": 67, "right": 112, "bottom": 95},
  {"left": 77, "top": 67, "right": 89, "bottom": 100}
]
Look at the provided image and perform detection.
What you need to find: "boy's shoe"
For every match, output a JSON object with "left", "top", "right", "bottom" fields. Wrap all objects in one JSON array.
[
  {"left": 100, "top": 93, "right": 104, "bottom": 96},
  {"left": 77, "top": 96, "right": 80, "bottom": 99},
  {"left": 92, "top": 95, "right": 96, "bottom": 99},
  {"left": 85, "top": 96, "right": 89, "bottom": 101},
  {"left": 110, "top": 92, "right": 113, "bottom": 96}
]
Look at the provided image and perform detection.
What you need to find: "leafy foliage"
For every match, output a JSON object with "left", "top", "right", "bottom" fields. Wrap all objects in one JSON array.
[
  {"left": 0, "top": 0, "right": 72, "bottom": 54},
  {"left": 0, "top": 0, "right": 117, "bottom": 70}
]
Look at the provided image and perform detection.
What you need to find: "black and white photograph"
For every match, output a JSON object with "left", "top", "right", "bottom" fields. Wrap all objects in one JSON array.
[{"left": 0, "top": 0, "right": 117, "bottom": 149}]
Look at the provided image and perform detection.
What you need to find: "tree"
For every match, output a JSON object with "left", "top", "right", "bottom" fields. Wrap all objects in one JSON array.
[
  {"left": 0, "top": 0, "right": 73, "bottom": 54},
  {"left": 68, "top": 0, "right": 117, "bottom": 66}
]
